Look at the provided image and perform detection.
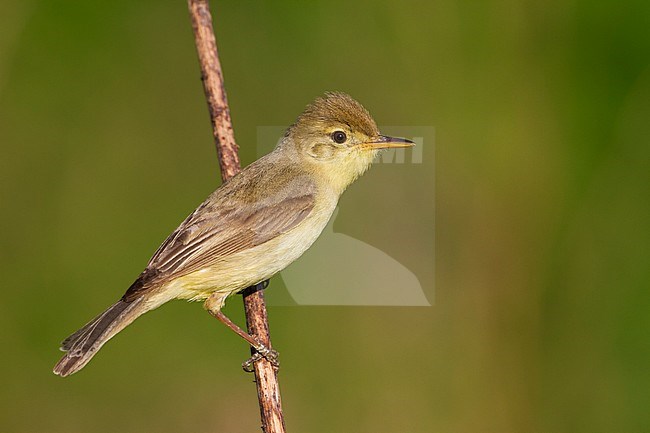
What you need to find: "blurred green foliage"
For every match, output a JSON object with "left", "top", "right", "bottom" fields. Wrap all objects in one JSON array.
[{"left": 1, "top": 1, "right": 649, "bottom": 432}]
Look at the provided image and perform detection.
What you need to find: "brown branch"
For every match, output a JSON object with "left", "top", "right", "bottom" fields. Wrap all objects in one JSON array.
[
  {"left": 187, "top": 1, "right": 286, "bottom": 432},
  {"left": 187, "top": 0, "right": 240, "bottom": 182}
]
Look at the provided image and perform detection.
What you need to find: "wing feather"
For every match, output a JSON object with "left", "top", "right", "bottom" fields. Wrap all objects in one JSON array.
[
  {"left": 123, "top": 166, "right": 317, "bottom": 301},
  {"left": 124, "top": 153, "right": 317, "bottom": 300},
  {"left": 153, "top": 194, "right": 314, "bottom": 277}
]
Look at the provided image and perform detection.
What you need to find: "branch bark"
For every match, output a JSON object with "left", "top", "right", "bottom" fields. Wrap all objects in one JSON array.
[{"left": 187, "top": 1, "right": 286, "bottom": 432}]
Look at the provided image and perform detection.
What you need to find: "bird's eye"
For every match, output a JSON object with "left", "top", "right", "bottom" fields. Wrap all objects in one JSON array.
[{"left": 331, "top": 130, "right": 347, "bottom": 144}]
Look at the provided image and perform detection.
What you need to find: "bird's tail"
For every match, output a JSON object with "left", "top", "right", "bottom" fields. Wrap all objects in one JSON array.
[{"left": 53, "top": 297, "right": 145, "bottom": 377}]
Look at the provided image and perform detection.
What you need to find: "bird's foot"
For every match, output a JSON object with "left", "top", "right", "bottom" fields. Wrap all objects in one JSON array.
[{"left": 242, "top": 345, "right": 280, "bottom": 372}]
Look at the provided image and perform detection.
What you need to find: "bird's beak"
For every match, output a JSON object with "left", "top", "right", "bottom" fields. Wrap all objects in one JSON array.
[{"left": 361, "top": 135, "right": 415, "bottom": 150}]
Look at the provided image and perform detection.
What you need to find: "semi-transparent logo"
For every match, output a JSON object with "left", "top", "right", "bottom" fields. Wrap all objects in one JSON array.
[{"left": 256, "top": 126, "right": 434, "bottom": 306}]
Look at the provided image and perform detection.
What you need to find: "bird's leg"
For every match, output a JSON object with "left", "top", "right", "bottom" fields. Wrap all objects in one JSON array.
[
  {"left": 211, "top": 310, "right": 279, "bottom": 370},
  {"left": 205, "top": 293, "right": 279, "bottom": 371}
]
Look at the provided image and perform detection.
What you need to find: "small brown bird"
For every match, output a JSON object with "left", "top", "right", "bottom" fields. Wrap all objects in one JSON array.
[{"left": 53, "top": 92, "right": 413, "bottom": 376}]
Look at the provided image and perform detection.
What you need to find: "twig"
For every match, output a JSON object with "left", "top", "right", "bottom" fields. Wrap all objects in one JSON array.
[
  {"left": 187, "top": 1, "right": 286, "bottom": 432},
  {"left": 187, "top": 0, "right": 239, "bottom": 182}
]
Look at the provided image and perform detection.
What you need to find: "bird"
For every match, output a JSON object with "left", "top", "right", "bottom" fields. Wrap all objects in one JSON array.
[{"left": 53, "top": 92, "right": 414, "bottom": 377}]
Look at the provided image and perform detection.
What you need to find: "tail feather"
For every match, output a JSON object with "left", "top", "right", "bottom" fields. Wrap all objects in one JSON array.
[{"left": 53, "top": 297, "right": 144, "bottom": 377}]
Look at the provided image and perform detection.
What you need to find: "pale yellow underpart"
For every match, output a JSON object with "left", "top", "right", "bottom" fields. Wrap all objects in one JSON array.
[{"left": 143, "top": 188, "right": 340, "bottom": 312}]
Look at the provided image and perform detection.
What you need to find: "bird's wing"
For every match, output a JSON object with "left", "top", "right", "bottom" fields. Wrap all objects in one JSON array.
[
  {"left": 150, "top": 194, "right": 314, "bottom": 277},
  {"left": 123, "top": 170, "right": 316, "bottom": 300}
]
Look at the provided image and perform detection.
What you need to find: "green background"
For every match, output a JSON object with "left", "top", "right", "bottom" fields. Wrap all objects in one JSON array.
[{"left": 1, "top": 1, "right": 649, "bottom": 432}]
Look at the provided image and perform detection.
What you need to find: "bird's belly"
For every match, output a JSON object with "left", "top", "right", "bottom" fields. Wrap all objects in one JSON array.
[{"left": 165, "top": 199, "right": 336, "bottom": 301}]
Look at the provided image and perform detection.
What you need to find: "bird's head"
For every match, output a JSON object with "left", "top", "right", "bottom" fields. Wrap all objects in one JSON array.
[{"left": 282, "top": 92, "right": 414, "bottom": 194}]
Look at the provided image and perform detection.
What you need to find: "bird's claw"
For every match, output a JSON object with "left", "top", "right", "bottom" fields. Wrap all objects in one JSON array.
[{"left": 242, "top": 345, "right": 280, "bottom": 372}]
